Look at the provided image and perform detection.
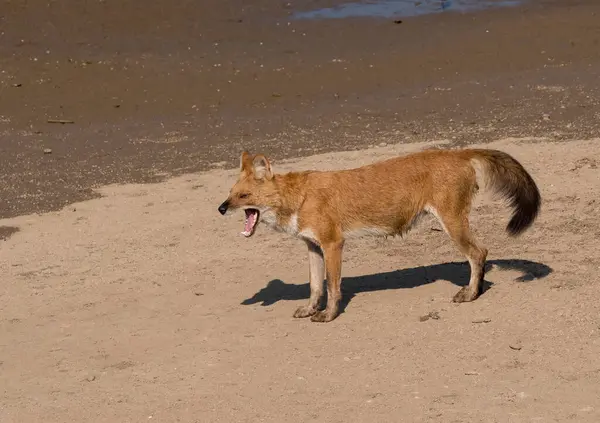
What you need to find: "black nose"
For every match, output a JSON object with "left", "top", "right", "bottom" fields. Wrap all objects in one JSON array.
[{"left": 218, "top": 200, "right": 229, "bottom": 215}]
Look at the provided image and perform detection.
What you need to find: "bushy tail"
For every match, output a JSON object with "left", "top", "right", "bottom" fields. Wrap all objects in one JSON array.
[{"left": 471, "top": 149, "right": 541, "bottom": 236}]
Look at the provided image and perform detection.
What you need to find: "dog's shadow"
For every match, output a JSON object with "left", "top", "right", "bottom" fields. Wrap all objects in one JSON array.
[{"left": 241, "top": 259, "right": 553, "bottom": 313}]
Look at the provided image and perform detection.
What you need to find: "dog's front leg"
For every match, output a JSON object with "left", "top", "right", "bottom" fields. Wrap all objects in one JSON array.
[
  {"left": 293, "top": 241, "right": 325, "bottom": 318},
  {"left": 311, "top": 240, "right": 344, "bottom": 323}
]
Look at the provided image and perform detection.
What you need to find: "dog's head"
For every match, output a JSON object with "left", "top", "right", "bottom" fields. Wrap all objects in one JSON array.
[{"left": 218, "top": 152, "right": 279, "bottom": 237}]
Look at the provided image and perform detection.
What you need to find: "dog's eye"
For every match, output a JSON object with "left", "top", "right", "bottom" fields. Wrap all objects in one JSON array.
[{"left": 238, "top": 193, "right": 250, "bottom": 199}]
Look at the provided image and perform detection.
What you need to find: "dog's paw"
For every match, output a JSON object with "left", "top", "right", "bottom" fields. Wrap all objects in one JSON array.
[
  {"left": 293, "top": 305, "right": 317, "bottom": 318},
  {"left": 452, "top": 286, "right": 479, "bottom": 303},
  {"left": 310, "top": 310, "right": 337, "bottom": 323}
]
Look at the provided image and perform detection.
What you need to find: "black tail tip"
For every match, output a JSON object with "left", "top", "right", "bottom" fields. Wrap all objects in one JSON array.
[
  {"left": 507, "top": 197, "right": 541, "bottom": 236},
  {"left": 507, "top": 216, "right": 535, "bottom": 236}
]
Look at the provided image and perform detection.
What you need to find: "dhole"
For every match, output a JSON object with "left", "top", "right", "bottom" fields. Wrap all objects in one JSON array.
[{"left": 218, "top": 149, "right": 541, "bottom": 323}]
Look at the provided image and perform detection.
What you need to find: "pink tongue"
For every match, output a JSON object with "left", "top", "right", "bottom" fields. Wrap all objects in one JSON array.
[{"left": 244, "top": 210, "right": 256, "bottom": 232}]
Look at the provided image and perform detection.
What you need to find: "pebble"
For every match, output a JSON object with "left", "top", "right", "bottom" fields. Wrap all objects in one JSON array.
[{"left": 419, "top": 311, "right": 440, "bottom": 322}]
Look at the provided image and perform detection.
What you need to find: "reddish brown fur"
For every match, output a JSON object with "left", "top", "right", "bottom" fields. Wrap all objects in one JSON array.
[{"left": 219, "top": 149, "right": 541, "bottom": 323}]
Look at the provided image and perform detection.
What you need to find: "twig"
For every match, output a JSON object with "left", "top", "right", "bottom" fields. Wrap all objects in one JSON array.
[
  {"left": 509, "top": 344, "right": 522, "bottom": 351},
  {"left": 47, "top": 119, "right": 74, "bottom": 124}
]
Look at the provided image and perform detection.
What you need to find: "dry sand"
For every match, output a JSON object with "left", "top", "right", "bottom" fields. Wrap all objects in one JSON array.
[{"left": 1, "top": 137, "right": 600, "bottom": 422}]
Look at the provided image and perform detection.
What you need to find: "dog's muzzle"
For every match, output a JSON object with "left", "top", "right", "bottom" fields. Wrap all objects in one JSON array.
[{"left": 218, "top": 200, "right": 229, "bottom": 215}]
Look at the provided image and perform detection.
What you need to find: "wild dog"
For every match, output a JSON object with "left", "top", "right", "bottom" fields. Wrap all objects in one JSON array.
[{"left": 218, "top": 149, "right": 541, "bottom": 323}]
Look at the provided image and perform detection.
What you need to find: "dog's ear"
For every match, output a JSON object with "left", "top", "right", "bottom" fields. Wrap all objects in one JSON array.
[
  {"left": 240, "top": 151, "right": 253, "bottom": 174},
  {"left": 252, "top": 154, "right": 273, "bottom": 180}
]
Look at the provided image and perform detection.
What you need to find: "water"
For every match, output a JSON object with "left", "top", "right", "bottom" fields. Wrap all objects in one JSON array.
[{"left": 293, "top": 0, "right": 524, "bottom": 20}]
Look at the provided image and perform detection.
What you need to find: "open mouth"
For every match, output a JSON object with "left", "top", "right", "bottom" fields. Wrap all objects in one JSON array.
[{"left": 241, "top": 208, "right": 260, "bottom": 237}]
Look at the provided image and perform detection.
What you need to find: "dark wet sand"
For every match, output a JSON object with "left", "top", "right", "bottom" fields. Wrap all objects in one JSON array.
[{"left": 1, "top": 0, "right": 599, "bottom": 220}]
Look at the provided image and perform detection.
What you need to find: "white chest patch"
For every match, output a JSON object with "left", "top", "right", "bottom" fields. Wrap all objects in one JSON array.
[{"left": 260, "top": 210, "right": 300, "bottom": 236}]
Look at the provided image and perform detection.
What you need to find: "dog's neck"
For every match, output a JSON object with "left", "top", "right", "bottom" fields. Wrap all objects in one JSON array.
[{"left": 272, "top": 171, "right": 312, "bottom": 213}]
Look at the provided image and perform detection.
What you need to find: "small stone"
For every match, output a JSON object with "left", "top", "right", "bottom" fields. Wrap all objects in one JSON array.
[
  {"left": 86, "top": 375, "right": 96, "bottom": 382},
  {"left": 43, "top": 148, "right": 52, "bottom": 154},
  {"left": 194, "top": 291, "right": 204, "bottom": 296},
  {"left": 419, "top": 311, "right": 440, "bottom": 322}
]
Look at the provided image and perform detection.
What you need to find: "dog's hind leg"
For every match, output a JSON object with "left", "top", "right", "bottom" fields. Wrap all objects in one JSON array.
[
  {"left": 293, "top": 240, "right": 325, "bottom": 318},
  {"left": 429, "top": 204, "right": 488, "bottom": 303}
]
